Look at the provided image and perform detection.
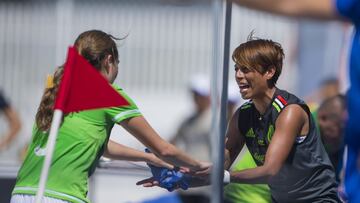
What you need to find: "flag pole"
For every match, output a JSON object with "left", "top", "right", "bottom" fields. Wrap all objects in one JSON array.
[{"left": 35, "top": 109, "right": 63, "bottom": 203}]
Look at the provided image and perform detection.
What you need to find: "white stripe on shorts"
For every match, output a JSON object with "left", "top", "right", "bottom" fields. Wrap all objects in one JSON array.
[{"left": 11, "top": 194, "right": 71, "bottom": 203}]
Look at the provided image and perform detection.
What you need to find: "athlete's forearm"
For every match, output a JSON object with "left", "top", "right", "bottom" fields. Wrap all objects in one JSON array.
[
  {"left": 0, "top": 107, "right": 21, "bottom": 150},
  {"left": 0, "top": 132, "right": 18, "bottom": 150},
  {"left": 104, "top": 140, "right": 173, "bottom": 169},
  {"left": 232, "top": 0, "right": 339, "bottom": 20},
  {"left": 121, "top": 116, "right": 204, "bottom": 171},
  {"left": 233, "top": 0, "right": 288, "bottom": 15},
  {"left": 153, "top": 142, "right": 203, "bottom": 171},
  {"left": 188, "top": 176, "right": 210, "bottom": 187},
  {"left": 224, "top": 149, "right": 233, "bottom": 170},
  {"left": 104, "top": 140, "right": 149, "bottom": 161},
  {"left": 230, "top": 165, "right": 275, "bottom": 184}
]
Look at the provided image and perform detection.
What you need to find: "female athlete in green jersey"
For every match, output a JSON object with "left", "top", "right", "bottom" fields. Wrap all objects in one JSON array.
[{"left": 11, "top": 30, "right": 210, "bottom": 203}]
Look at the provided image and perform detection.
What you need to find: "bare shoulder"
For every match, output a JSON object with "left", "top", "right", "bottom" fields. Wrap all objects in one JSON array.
[{"left": 276, "top": 104, "right": 308, "bottom": 129}]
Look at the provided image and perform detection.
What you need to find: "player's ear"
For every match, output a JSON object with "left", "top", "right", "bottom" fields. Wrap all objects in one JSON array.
[
  {"left": 103, "top": 55, "right": 113, "bottom": 73},
  {"left": 265, "top": 66, "right": 275, "bottom": 80}
]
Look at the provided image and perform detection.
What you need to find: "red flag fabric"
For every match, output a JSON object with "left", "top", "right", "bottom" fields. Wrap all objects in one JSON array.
[{"left": 54, "top": 47, "right": 129, "bottom": 113}]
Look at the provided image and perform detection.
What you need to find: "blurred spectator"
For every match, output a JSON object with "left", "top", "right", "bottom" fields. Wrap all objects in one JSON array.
[
  {"left": 307, "top": 77, "right": 341, "bottom": 132},
  {"left": 171, "top": 77, "right": 242, "bottom": 162},
  {"left": 0, "top": 90, "right": 21, "bottom": 152},
  {"left": 306, "top": 77, "right": 340, "bottom": 112},
  {"left": 317, "top": 94, "right": 347, "bottom": 181},
  {"left": 171, "top": 74, "right": 211, "bottom": 203},
  {"left": 318, "top": 78, "right": 341, "bottom": 104},
  {"left": 171, "top": 74, "right": 212, "bottom": 162},
  {"left": 0, "top": 90, "right": 21, "bottom": 203}
]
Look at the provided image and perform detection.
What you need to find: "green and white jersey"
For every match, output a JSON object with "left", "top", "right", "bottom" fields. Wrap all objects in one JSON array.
[{"left": 13, "top": 85, "right": 142, "bottom": 203}]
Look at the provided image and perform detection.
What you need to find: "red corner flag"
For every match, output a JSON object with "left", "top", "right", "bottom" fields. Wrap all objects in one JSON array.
[{"left": 54, "top": 47, "right": 129, "bottom": 113}]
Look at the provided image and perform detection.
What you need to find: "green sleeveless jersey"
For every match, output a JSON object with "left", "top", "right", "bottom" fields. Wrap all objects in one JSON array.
[{"left": 13, "top": 85, "right": 142, "bottom": 203}]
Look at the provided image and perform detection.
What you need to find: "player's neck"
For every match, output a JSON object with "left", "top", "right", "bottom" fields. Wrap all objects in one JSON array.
[{"left": 253, "top": 87, "right": 276, "bottom": 115}]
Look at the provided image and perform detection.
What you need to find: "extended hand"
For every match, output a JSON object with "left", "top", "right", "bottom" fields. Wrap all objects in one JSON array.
[
  {"left": 193, "top": 161, "right": 212, "bottom": 178},
  {"left": 136, "top": 177, "right": 159, "bottom": 187},
  {"left": 140, "top": 149, "right": 190, "bottom": 191}
]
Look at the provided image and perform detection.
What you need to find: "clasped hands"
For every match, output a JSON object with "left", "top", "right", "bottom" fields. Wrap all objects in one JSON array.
[{"left": 136, "top": 149, "right": 211, "bottom": 192}]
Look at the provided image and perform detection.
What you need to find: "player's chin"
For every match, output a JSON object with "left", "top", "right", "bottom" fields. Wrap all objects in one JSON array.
[{"left": 240, "top": 92, "right": 251, "bottom": 100}]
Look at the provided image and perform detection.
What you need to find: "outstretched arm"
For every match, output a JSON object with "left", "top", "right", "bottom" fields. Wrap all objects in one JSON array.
[
  {"left": 136, "top": 110, "right": 244, "bottom": 189},
  {"left": 232, "top": 0, "right": 341, "bottom": 20},
  {"left": 229, "top": 104, "right": 307, "bottom": 184},
  {"left": 174, "top": 109, "right": 246, "bottom": 188},
  {"left": 104, "top": 140, "right": 173, "bottom": 169},
  {"left": 120, "top": 116, "right": 210, "bottom": 172}
]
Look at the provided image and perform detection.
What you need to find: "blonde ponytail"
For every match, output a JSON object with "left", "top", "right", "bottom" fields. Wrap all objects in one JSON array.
[{"left": 35, "top": 66, "right": 64, "bottom": 132}]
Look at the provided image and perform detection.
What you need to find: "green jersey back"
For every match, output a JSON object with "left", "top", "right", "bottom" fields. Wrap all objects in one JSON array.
[{"left": 13, "top": 85, "right": 142, "bottom": 203}]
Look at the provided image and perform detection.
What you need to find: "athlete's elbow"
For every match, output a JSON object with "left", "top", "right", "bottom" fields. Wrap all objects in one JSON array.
[
  {"left": 263, "top": 164, "right": 281, "bottom": 178},
  {"left": 267, "top": 169, "right": 279, "bottom": 178}
]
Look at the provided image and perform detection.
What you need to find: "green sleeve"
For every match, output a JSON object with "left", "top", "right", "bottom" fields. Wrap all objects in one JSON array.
[{"left": 106, "top": 85, "right": 142, "bottom": 123}]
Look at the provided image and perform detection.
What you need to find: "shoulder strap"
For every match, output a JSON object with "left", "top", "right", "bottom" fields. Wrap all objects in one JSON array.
[{"left": 271, "top": 89, "right": 311, "bottom": 126}]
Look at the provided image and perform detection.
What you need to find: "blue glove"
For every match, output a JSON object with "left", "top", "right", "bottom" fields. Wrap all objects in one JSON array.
[
  {"left": 145, "top": 149, "right": 190, "bottom": 192},
  {"left": 159, "top": 169, "right": 189, "bottom": 191}
]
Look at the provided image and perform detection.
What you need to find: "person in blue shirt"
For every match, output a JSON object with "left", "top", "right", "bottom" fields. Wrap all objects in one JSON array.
[{"left": 232, "top": 0, "right": 360, "bottom": 202}]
